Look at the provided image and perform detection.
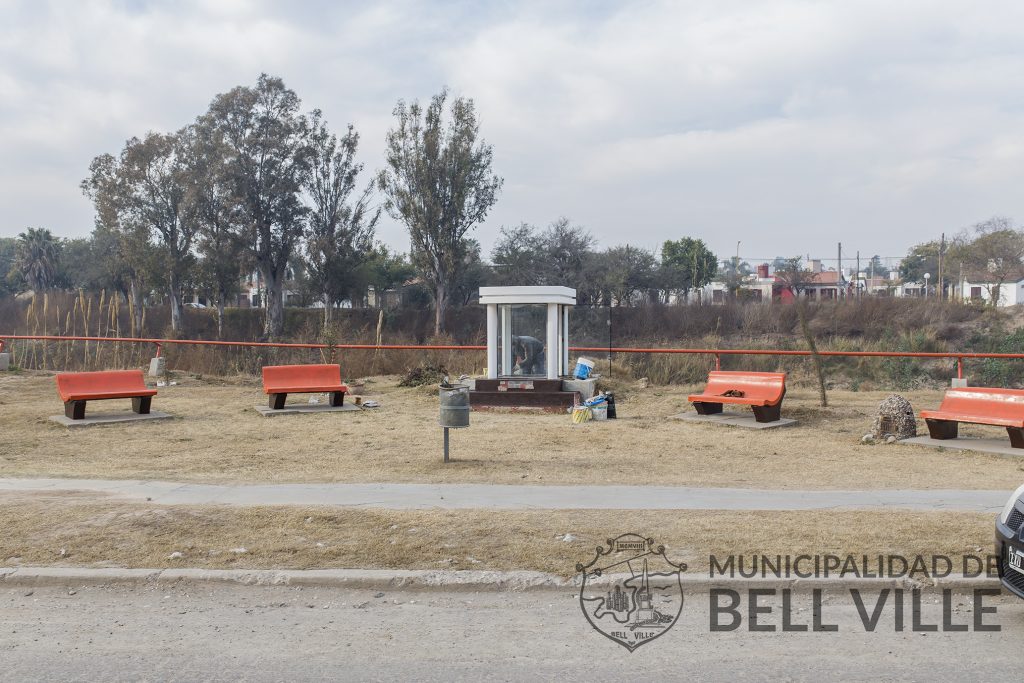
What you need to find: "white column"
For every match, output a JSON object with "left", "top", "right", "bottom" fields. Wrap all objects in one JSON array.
[
  {"left": 546, "top": 303, "right": 559, "bottom": 379},
  {"left": 562, "top": 305, "right": 570, "bottom": 377},
  {"left": 500, "top": 305, "right": 512, "bottom": 377},
  {"left": 486, "top": 304, "right": 498, "bottom": 379}
]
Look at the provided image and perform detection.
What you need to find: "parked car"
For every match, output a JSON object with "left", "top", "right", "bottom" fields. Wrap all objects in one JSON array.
[
  {"left": 184, "top": 302, "right": 207, "bottom": 309},
  {"left": 996, "top": 483, "right": 1024, "bottom": 597}
]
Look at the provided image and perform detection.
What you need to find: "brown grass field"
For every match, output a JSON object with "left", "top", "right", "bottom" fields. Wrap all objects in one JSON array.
[
  {"left": 1, "top": 370, "right": 1023, "bottom": 490},
  {"left": 0, "top": 495, "right": 994, "bottom": 576}
]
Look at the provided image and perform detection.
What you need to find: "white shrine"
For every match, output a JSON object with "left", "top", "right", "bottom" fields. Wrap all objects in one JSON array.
[{"left": 478, "top": 286, "right": 577, "bottom": 380}]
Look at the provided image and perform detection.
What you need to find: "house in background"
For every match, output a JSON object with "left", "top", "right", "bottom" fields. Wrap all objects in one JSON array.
[
  {"left": 772, "top": 260, "right": 849, "bottom": 300},
  {"left": 239, "top": 270, "right": 302, "bottom": 309},
  {"left": 961, "top": 272, "right": 1024, "bottom": 306},
  {"left": 736, "top": 264, "right": 776, "bottom": 302},
  {"left": 853, "top": 271, "right": 898, "bottom": 296},
  {"left": 894, "top": 280, "right": 927, "bottom": 297},
  {"left": 366, "top": 278, "right": 427, "bottom": 309},
  {"left": 366, "top": 285, "right": 400, "bottom": 309},
  {"left": 700, "top": 262, "right": 845, "bottom": 303},
  {"left": 694, "top": 280, "right": 730, "bottom": 303},
  {"left": 800, "top": 269, "right": 848, "bottom": 299},
  {"left": 669, "top": 257, "right": 1008, "bottom": 305}
]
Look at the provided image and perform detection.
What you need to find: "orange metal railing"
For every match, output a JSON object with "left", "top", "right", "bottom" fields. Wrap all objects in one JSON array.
[{"left": 3, "top": 333, "right": 1024, "bottom": 379}]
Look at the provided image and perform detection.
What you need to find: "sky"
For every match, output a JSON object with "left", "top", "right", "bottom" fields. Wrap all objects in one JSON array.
[{"left": 2, "top": 0, "right": 1024, "bottom": 268}]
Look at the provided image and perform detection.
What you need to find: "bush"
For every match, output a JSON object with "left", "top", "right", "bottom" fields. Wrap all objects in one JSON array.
[
  {"left": 970, "top": 327, "right": 1024, "bottom": 388},
  {"left": 398, "top": 363, "right": 449, "bottom": 387},
  {"left": 0, "top": 293, "right": 1013, "bottom": 390}
]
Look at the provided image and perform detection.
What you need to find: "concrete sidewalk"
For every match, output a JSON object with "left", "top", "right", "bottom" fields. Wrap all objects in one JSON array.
[{"left": 0, "top": 478, "right": 1010, "bottom": 512}]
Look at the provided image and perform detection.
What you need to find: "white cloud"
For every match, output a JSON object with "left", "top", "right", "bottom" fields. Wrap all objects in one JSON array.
[{"left": 2, "top": 0, "right": 1024, "bottom": 264}]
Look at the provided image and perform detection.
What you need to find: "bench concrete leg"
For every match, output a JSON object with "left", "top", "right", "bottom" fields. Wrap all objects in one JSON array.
[
  {"left": 1008, "top": 428, "right": 1024, "bottom": 449},
  {"left": 751, "top": 401, "right": 782, "bottom": 423},
  {"left": 330, "top": 391, "right": 345, "bottom": 407},
  {"left": 693, "top": 401, "right": 723, "bottom": 415},
  {"left": 64, "top": 400, "right": 86, "bottom": 420},
  {"left": 926, "top": 418, "right": 958, "bottom": 440},
  {"left": 269, "top": 393, "right": 287, "bottom": 410},
  {"left": 132, "top": 396, "right": 152, "bottom": 415}
]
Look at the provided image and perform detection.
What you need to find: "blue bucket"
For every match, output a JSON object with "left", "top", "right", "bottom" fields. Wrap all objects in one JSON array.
[{"left": 574, "top": 357, "right": 595, "bottom": 380}]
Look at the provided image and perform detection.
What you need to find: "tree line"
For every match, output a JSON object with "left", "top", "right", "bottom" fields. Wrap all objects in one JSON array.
[
  {"left": 3, "top": 73, "right": 720, "bottom": 338},
  {"left": 2, "top": 218, "right": 720, "bottom": 334},
  {"left": 4, "top": 75, "right": 1020, "bottom": 340}
]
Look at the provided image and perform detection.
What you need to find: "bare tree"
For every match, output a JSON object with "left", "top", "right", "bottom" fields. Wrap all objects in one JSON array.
[
  {"left": 541, "top": 217, "right": 594, "bottom": 288},
  {"left": 774, "top": 257, "right": 828, "bottom": 407},
  {"left": 490, "top": 223, "right": 544, "bottom": 286},
  {"left": 489, "top": 218, "right": 595, "bottom": 289},
  {"left": 305, "top": 115, "right": 379, "bottom": 324},
  {"left": 378, "top": 88, "right": 503, "bottom": 334}
]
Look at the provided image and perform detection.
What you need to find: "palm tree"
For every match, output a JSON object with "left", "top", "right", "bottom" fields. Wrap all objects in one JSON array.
[{"left": 15, "top": 227, "right": 61, "bottom": 293}]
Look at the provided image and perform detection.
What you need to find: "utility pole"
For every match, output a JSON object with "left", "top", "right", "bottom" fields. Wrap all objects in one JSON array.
[
  {"left": 856, "top": 251, "right": 861, "bottom": 298},
  {"left": 937, "top": 233, "right": 946, "bottom": 301},
  {"left": 837, "top": 242, "right": 843, "bottom": 297},
  {"left": 733, "top": 241, "right": 741, "bottom": 301}
]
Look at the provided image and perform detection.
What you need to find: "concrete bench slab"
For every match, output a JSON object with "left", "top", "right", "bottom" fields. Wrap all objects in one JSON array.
[
  {"left": 902, "top": 435, "right": 1024, "bottom": 459},
  {"left": 49, "top": 411, "right": 173, "bottom": 428},
  {"left": 670, "top": 411, "right": 797, "bottom": 430},
  {"left": 254, "top": 403, "right": 362, "bottom": 417}
]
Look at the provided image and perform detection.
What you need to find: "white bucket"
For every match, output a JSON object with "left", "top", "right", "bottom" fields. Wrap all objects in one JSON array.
[
  {"left": 574, "top": 357, "right": 595, "bottom": 379},
  {"left": 592, "top": 404, "right": 608, "bottom": 420}
]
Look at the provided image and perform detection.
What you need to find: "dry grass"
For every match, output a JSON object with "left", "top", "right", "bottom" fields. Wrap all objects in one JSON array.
[
  {"left": 0, "top": 497, "right": 993, "bottom": 576},
  {"left": 2, "top": 371, "right": 1024, "bottom": 489}
]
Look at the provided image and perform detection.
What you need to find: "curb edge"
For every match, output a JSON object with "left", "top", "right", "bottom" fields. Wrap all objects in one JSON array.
[{"left": 0, "top": 567, "right": 1004, "bottom": 592}]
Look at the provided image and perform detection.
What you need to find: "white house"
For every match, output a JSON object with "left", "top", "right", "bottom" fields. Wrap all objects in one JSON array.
[
  {"left": 894, "top": 281, "right": 927, "bottom": 298},
  {"left": 694, "top": 280, "right": 731, "bottom": 304},
  {"left": 239, "top": 269, "right": 303, "bottom": 308},
  {"left": 962, "top": 276, "right": 1024, "bottom": 307},
  {"left": 854, "top": 271, "right": 899, "bottom": 296}
]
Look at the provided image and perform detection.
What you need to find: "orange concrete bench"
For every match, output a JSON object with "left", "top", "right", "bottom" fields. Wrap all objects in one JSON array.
[
  {"left": 262, "top": 364, "right": 349, "bottom": 410},
  {"left": 920, "top": 387, "right": 1024, "bottom": 448},
  {"left": 688, "top": 371, "right": 787, "bottom": 423},
  {"left": 55, "top": 370, "right": 157, "bottom": 420}
]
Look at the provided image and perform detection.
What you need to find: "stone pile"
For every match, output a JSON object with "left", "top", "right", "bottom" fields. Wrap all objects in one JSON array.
[{"left": 865, "top": 394, "right": 917, "bottom": 443}]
